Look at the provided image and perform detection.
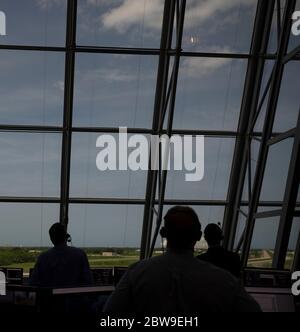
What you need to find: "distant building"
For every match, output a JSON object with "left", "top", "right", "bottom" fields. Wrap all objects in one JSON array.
[{"left": 102, "top": 252, "right": 116, "bottom": 257}]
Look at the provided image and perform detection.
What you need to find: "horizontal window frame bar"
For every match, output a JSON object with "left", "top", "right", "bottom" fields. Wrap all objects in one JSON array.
[
  {"left": 0, "top": 125, "right": 63, "bottom": 133},
  {"left": 0, "top": 197, "right": 61, "bottom": 203},
  {"left": 2, "top": 44, "right": 297, "bottom": 61},
  {"left": 0, "top": 197, "right": 229, "bottom": 206},
  {"left": 0, "top": 126, "right": 240, "bottom": 137},
  {"left": 69, "top": 198, "right": 229, "bottom": 206},
  {"left": 0, "top": 197, "right": 297, "bottom": 207},
  {"left": 240, "top": 201, "right": 300, "bottom": 207},
  {"left": 0, "top": 125, "right": 287, "bottom": 138}
]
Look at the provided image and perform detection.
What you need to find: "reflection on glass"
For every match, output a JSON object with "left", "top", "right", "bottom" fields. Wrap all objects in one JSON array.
[
  {"left": 73, "top": 54, "right": 158, "bottom": 128},
  {"left": 182, "top": 0, "right": 257, "bottom": 53},
  {"left": 77, "top": 0, "right": 164, "bottom": 48},
  {"left": 0, "top": 51, "right": 65, "bottom": 126},
  {"left": 260, "top": 138, "right": 293, "bottom": 201},
  {"left": 163, "top": 138, "right": 235, "bottom": 200},
  {"left": 0, "top": 0, "right": 67, "bottom": 46},
  {"left": 0, "top": 133, "right": 62, "bottom": 197},
  {"left": 70, "top": 133, "right": 148, "bottom": 199},
  {"left": 173, "top": 59, "right": 247, "bottom": 131},
  {"left": 247, "top": 217, "right": 280, "bottom": 268}
]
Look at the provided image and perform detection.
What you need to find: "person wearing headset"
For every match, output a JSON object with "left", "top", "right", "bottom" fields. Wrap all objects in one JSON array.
[
  {"left": 103, "top": 206, "right": 260, "bottom": 314},
  {"left": 30, "top": 223, "right": 93, "bottom": 288},
  {"left": 198, "top": 224, "right": 242, "bottom": 278}
]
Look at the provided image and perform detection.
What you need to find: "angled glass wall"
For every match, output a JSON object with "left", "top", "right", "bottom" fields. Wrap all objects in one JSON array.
[{"left": 0, "top": 0, "right": 299, "bottom": 272}]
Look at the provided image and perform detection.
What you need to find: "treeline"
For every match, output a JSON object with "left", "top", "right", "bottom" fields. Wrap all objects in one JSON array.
[
  {"left": 0, "top": 247, "right": 139, "bottom": 266},
  {"left": 83, "top": 248, "right": 139, "bottom": 256},
  {"left": 0, "top": 248, "right": 41, "bottom": 266}
]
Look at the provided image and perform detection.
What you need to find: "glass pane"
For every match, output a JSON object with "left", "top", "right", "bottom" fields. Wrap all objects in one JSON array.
[
  {"left": 182, "top": 0, "right": 257, "bottom": 53},
  {"left": 70, "top": 133, "right": 148, "bottom": 199},
  {"left": 285, "top": 218, "right": 300, "bottom": 269},
  {"left": 73, "top": 54, "right": 158, "bottom": 128},
  {"left": 253, "top": 61, "right": 275, "bottom": 133},
  {"left": 0, "top": 203, "right": 59, "bottom": 247},
  {"left": 0, "top": 0, "right": 67, "bottom": 46},
  {"left": 234, "top": 213, "right": 246, "bottom": 250},
  {"left": 68, "top": 204, "right": 143, "bottom": 268},
  {"left": 242, "top": 139, "right": 261, "bottom": 202},
  {"left": 172, "top": 59, "right": 247, "bottom": 131},
  {"left": 0, "top": 133, "right": 62, "bottom": 197},
  {"left": 248, "top": 217, "right": 280, "bottom": 268},
  {"left": 260, "top": 138, "right": 293, "bottom": 202},
  {"left": 164, "top": 138, "right": 235, "bottom": 200},
  {"left": 0, "top": 51, "right": 65, "bottom": 126},
  {"left": 268, "top": 0, "right": 286, "bottom": 54},
  {"left": 77, "top": 0, "right": 164, "bottom": 48},
  {"left": 273, "top": 61, "right": 300, "bottom": 133},
  {"left": 0, "top": 204, "right": 59, "bottom": 271}
]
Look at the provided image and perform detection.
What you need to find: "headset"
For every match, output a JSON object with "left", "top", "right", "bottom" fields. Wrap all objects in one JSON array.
[
  {"left": 66, "top": 233, "right": 72, "bottom": 244},
  {"left": 160, "top": 207, "right": 202, "bottom": 244}
]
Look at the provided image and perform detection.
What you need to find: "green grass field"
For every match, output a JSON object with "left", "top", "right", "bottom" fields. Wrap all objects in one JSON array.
[
  {"left": 6, "top": 256, "right": 140, "bottom": 273},
  {"left": 1, "top": 247, "right": 295, "bottom": 274}
]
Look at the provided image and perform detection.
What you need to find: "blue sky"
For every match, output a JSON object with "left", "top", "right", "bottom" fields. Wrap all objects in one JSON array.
[{"left": 0, "top": 0, "right": 299, "bottom": 250}]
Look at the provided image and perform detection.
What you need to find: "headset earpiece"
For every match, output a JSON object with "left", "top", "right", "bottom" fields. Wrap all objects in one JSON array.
[{"left": 66, "top": 233, "right": 72, "bottom": 243}]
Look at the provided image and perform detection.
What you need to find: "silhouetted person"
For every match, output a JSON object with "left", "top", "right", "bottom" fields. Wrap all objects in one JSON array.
[
  {"left": 30, "top": 223, "right": 93, "bottom": 288},
  {"left": 104, "top": 207, "right": 260, "bottom": 314},
  {"left": 198, "top": 223, "right": 242, "bottom": 278}
]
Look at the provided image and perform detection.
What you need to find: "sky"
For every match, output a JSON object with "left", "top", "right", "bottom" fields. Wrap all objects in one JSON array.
[{"left": 0, "top": 0, "right": 299, "bottom": 250}]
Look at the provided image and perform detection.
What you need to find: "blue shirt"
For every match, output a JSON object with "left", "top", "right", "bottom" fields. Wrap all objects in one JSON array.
[{"left": 30, "top": 245, "right": 93, "bottom": 288}]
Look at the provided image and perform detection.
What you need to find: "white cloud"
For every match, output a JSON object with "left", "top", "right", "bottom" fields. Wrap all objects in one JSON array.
[
  {"left": 86, "top": 0, "right": 122, "bottom": 6},
  {"left": 101, "top": 0, "right": 253, "bottom": 33},
  {"left": 36, "top": 0, "right": 66, "bottom": 10},
  {"left": 102, "top": 0, "right": 164, "bottom": 32},
  {"left": 184, "top": 0, "right": 254, "bottom": 29},
  {"left": 80, "top": 68, "right": 136, "bottom": 83},
  {"left": 182, "top": 47, "right": 233, "bottom": 78},
  {"left": 53, "top": 80, "right": 65, "bottom": 92}
]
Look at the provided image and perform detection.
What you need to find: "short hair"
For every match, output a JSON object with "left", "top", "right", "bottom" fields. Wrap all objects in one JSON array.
[
  {"left": 49, "top": 223, "right": 67, "bottom": 246},
  {"left": 163, "top": 206, "right": 202, "bottom": 248},
  {"left": 204, "top": 224, "right": 224, "bottom": 246}
]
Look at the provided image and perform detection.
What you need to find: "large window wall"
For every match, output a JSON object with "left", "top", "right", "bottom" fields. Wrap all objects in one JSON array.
[{"left": 0, "top": 0, "right": 299, "bottom": 271}]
